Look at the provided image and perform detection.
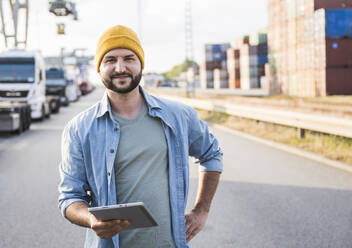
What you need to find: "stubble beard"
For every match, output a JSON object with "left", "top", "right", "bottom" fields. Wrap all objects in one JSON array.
[{"left": 102, "top": 70, "right": 143, "bottom": 94}]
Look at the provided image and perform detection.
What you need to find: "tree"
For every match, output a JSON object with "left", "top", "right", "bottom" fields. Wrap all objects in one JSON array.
[{"left": 163, "top": 60, "right": 197, "bottom": 79}]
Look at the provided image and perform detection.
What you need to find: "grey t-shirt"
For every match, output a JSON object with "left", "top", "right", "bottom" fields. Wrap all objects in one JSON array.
[{"left": 112, "top": 102, "right": 176, "bottom": 248}]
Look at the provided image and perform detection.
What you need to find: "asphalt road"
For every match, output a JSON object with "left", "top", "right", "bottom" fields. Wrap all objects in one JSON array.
[{"left": 1, "top": 87, "right": 352, "bottom": 248}]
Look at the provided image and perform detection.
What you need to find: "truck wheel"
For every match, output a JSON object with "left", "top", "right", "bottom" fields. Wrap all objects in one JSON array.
[
  {"left": 45, "top": 108, "right": 51, "bottom": 118},
  {"left": 54, "top": 105, "right": 60, "bottom": 113},
  {"left": 53, "top": 100, "right": 60, "bottom": 113},
  {"left": 39, "top": 105, "right": 45, "bottom": 121},
  {"left": 14, "top": 115, "right": 24, "bottom": 135},
  {"left": 25, "top": 106, "right": 31, "bottom": 130}
]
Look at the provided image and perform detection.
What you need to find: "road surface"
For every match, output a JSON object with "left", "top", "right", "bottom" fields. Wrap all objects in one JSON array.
[{"left": 1, "top": 87, "right": 351, "bottom": 248}]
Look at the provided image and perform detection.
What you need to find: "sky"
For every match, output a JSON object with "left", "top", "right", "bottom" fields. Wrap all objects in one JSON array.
[{"left": 0, "top": 0, "right": 267, "bottom": 73}]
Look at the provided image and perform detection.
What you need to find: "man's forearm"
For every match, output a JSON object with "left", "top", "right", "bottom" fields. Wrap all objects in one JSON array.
[
  {"left": 193, "top": 171, "right": 221, "bottom": 212},
  {"left": 66, "top": 201, "right": 93, "bottom": 228}
]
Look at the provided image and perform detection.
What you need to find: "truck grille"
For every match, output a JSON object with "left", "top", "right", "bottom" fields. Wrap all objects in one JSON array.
[{"left": 0, "top": 90, "right": 29, "bottom": 98}]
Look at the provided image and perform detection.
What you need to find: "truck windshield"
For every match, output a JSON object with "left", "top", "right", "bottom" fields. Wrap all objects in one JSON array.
[
  {"left": 46, "top": 79, "right": 66, "bottom": 86},
  {"left": 0, "top": 63, "right": 35, "bottom": 83},
  {"left": 46, "top": 69, "right": 66, "bottom": 86}
]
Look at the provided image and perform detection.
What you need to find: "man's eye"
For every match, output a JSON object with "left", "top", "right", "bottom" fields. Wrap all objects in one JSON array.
[{"left": 105, "top": 59, "right": 114, "bottom": 63}]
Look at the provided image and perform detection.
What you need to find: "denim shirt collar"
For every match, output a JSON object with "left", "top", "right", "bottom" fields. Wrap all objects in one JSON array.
[{"left": 96, "top": 86, "right": 162, "bottom": 119}]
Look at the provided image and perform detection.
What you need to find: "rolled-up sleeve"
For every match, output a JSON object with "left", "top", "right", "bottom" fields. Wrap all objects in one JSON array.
[
  {"left": 187, "top": 108, "right": 223, "bottom": 172},
  {"left": 58, "top": 123, "right": 91, "bottom": 218}
]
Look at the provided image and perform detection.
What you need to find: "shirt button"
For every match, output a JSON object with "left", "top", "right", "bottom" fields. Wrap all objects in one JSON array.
[
  {"left": 107, "top": 172, "right": 111, "bottom": 176},
  {"left": 114, "top": 128, "right": 118, "bottom": 131},
  {"left": 110, "top": 149, "right": 114, "bottom": 153}
]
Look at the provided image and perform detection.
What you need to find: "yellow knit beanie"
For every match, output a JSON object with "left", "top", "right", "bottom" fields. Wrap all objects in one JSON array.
[{"left": 95, "top": 25, "right": 144, "bottom": 72}]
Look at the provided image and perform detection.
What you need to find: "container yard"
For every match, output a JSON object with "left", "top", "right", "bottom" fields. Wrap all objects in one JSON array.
[
  {"left": 268, "top": 0, "right": 352, "bottom": 97},
  {"left": 201, "top": 29, "right": 269, "bottom": 91},
  {"left": 200, "top": 43, "right": 230, "bottom": 89}
]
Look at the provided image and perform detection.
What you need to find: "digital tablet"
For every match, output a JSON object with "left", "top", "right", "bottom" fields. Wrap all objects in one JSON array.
[{"left": 88, "top": 202, "right": 158, "bottom": 230}]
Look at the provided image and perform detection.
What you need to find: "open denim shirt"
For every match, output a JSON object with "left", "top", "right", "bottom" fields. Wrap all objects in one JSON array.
[{"left": 58, "top": 87, "right": 223, "bottom": 248}]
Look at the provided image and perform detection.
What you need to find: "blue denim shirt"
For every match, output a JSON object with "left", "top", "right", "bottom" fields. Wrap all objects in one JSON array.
[{"left": 58, "top": 87, "right": 223, "bottom": 248}]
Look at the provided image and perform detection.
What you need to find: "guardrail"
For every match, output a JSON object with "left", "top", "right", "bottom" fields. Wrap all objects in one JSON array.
[
  {"left": 159, "top": 95, "right": 352, "bottom": 139},
  {"left": 150, "top": 87, "right": 270, "bottom": 97}
]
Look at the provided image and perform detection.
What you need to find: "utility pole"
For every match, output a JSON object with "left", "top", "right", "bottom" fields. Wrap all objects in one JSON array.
[
  {"left": 185, "top": 0, "right": 195, "bottom": 97},
  {"left": 137, "top": 0, "right": 142, "bottom": 41},
  {"left": 0, "top": 0, "right": 29, "bottom": 49}
]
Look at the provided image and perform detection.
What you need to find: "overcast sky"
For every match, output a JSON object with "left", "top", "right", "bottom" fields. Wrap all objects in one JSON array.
[{"left": 1, "top": 0, "right": 267, "bottom": 73}]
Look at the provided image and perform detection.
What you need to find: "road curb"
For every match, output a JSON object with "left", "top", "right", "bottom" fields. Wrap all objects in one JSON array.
[{"left": 211, "top": 123, "right": 352, "bottom": 174}]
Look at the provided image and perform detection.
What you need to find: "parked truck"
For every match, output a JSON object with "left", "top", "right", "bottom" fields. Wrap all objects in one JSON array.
[
  {"left": 0, "top": 49, "right": 50, "bottom": 120},
  {"left": 45, "top": 67, "right": 69, "bottom": 107}
]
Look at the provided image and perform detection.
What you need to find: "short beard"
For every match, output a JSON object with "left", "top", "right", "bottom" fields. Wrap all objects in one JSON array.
[{"left": 102, "top": 70, "right": 142, "bottom": 94}]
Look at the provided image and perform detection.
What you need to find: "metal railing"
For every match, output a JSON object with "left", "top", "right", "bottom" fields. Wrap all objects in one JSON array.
[{"left": 160, "top": 95, "right": 352, "bottom": 139}]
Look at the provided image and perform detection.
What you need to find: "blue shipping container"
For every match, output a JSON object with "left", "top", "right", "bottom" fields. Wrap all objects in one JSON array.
[
  {"left": 258, "top": 55, "right": 268, "bottom": 65},
  {"left": 211, "top": 43, "right": 230, "bottom": 53},
  {"left": 326, "top": 9, "right": 352, "bottom": 38},
  {"left": 212, "top": 52, "right": 227, "bottom": 62},
  {"left": 212, "top": 44, "right": 222, "bottom": 53}
]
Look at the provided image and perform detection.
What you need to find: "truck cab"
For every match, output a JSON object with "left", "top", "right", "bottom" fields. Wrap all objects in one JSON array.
[
  {"left": 0, "top": 50, "right": 49, "bottom": 120},
  {"left": 45, "top": 67, "right": 69, "bottom": 106}
]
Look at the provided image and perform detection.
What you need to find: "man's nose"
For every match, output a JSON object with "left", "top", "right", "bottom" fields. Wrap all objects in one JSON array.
[{"left": 114, "top": 59, "right": 126, "bottom": 73}]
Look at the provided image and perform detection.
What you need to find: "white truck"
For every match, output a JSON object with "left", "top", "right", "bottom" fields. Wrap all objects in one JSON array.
[{"left": 0, "top": 49, "right": 50, "bottom": 120}]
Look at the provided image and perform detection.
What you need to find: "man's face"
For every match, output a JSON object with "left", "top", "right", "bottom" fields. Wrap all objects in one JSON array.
[{"left": 99, "top": 48, "right": 142, "bottom": 94}]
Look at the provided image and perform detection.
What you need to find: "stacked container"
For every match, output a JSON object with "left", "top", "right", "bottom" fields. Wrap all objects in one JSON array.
[
  {"left": 226, "top": 32, "right": 269, "bottom": 90},
  {"left": 268, "top": 0, "right": 352, "bottom": 97},
  {"left": 315, "top": 8, "right": 352, "bottom": 95},
  {"left": 226, "top": 48, "right": 241, "bottom": 89},
  {"left": 240, "top": 44, "right": 260, "bottom": 89},
  {"left": 250, "top": 29, "right": 268, "bottom": 89},
  {"left": 200, "top": 43, "right": 230, "bottom": 88},
  {"left": 226, "top": 36, "right": 250, "bottom": 89},
  {"left": 213, "top": 69, "right": 228, "bottom": 89}
]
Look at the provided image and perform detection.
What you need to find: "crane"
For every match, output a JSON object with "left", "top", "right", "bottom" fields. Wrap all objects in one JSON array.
[
  {"left": 0, "top": 0, "right": 29, "bottom": 48},
  {"left": 49, "top": 0, "right": 78, "bottom": 35},
  {"left": 0, "top": 0, "right": 78, "bottom": 49},
  {"left": 48, "top": 0, "right": 77, "bottom": 20}
]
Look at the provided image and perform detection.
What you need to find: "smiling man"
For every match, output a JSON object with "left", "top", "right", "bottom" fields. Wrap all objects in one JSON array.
[{"left": 58, "top": 25, "right": 223, "bottom": 248}]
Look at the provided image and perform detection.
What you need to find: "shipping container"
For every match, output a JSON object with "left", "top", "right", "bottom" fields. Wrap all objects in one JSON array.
[
  {"left": 258, "top": 65, "right": 265, "bottom": 76},
  {"left": 214, "top": 69, "right": 228, "bottom": 89},
  {"left": 325, "top": 9, "right": 352, "bottom": 38},
  {"left": 315, "top": 67, "right": 326, "bottom": 96},
  {"left": 286, "top": 0, "right": 298, "bottom": 21},
  {"left": 325, "top": 38, "right": 352, "bottom": 66},
  {"left": 314, "top": 8, "right": 326, "bottom": 39},
  {"left": 203, "top": 43, "right": 230, "bottom": 62},
  {"left": 258, "top": 55, "right": 268, "bottom": 65},
  {"left": 314, "top": 8, "right": 352, "bottom": 39},
  {"left": 326, "top": 67, "right": 352, "bottom": 94},
  {"left": 258, "top": 43, "right": 268, "bottom": 55},
  {"left": 314, "top": 0, "right": 352, "bottom": 10},
  {"left": 235, "top": 68, "right": 240, "bottom": 79},
  {"left": 241, "top": 76, "right": 260, "bottom": 90},
  {"left": 200, "top": 70, "right": 214, "bottom": 89},
  {"left": 228, "top": 78, "right": 240, "bottom": 89},
  {"left": 202, "top": 61, "right": 222, "bottom": 71},
  {"left": 213, "top": 69, "right": 228, "bottom": 80},
  {"left": 249, "top": 31, "right": 268, "bottom": 46}
]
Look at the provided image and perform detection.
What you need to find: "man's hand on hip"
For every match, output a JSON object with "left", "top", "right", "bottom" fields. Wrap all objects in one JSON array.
[
  {"left": 89, "top": 214, "right": 130, "bottom": 239},
  {"left": 185, "top": 208, "right": 209, "bottom": 243}
]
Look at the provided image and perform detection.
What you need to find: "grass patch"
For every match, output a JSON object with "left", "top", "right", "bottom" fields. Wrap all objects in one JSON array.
[{"left": 197, "top": 109, "right": 352, "bottom": 166}]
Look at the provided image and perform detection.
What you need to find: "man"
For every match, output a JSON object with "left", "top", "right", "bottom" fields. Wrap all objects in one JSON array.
[{"left": 58, "top": 25, "right": 222, "bottom": 248}]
